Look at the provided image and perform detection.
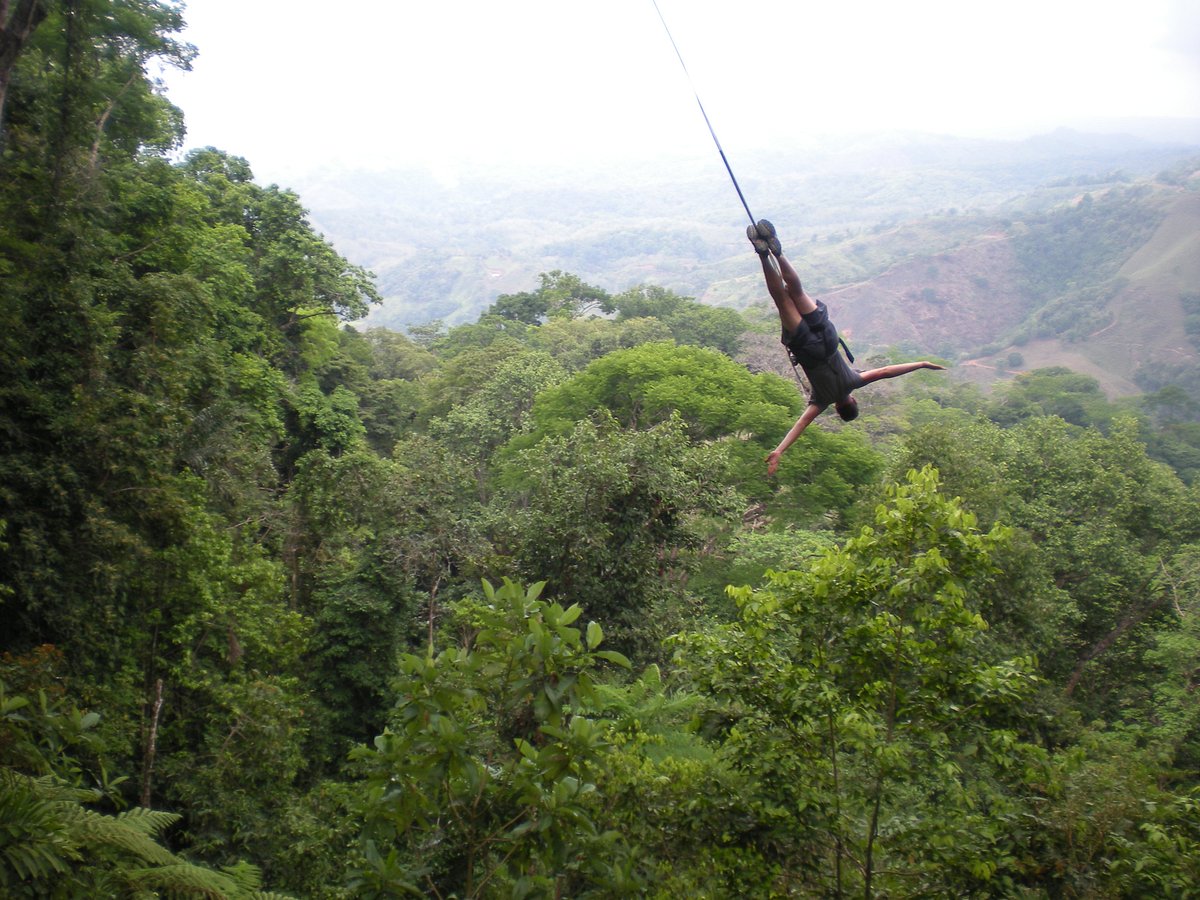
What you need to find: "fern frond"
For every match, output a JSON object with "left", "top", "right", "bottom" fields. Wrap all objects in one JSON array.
[
  {"left": 220, "top": 860, "right": 297, "bottom": 899},
  {"left": 2, "top": 770, "right": 291, "bottom": 897},
  {"left": 126, "top": 860, "right": 241, "bottom": 897},
  {"left": 218, "top": 860, "right": 297, "bottom": 899},
  {"left": 220, "top": 859, "right": 262, "bottom": 891},
  {"left": 115, "top": 806, "right": 183, "bottom": 837},
  {"left": 8, "top": 771, "right": 94, "bottom": 804},
  {"left": 65, "top": 806, "right": 178, "bottom": 866},
  {"left": 0, "top": 770, "right": 80, "bottom": 885},
  {"left": 2, "top": 840, "right": 75, "bottom": 885}
]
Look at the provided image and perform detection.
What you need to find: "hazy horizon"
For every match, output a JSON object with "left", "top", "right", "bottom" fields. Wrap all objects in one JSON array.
[{"left": 160, "top": 0, "right": 1200, "bottom": 187}]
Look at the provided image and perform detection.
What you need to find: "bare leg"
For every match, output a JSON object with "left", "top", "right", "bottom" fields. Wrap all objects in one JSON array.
[
  {"left": 776, "top": 254, "right": 818, "bottom": 316},
  {"left": 760, "top": 251, "right": 817, "bottom": 334},
  {"left": 759, "top": 253, "right": 799, "bottom": 332}
]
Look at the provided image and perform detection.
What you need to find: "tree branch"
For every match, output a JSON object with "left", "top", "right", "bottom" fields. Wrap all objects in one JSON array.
[
  {"left": 89, "top": 69, "right": 139, "bottom": 168},
  {"left": 1065, "top": 588, "right": 1167, "bottom": 696}
]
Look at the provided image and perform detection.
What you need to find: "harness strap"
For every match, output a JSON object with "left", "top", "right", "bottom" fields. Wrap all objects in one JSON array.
[{"left": 839, "top": 337, "right": 855, "bottom": 364}]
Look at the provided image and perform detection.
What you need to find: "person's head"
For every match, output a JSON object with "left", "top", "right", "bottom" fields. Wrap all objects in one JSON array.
[{"left": 835, "top": 396, "right": 859, "bottom": 421}]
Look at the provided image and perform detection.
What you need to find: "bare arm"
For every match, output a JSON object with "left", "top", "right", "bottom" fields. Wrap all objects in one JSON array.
[
  {"left": 857, "top": 360, "right": 946, "bottom": 385},
  {"left": 767, "top": 403, "right": 826, "bottom": 475}
]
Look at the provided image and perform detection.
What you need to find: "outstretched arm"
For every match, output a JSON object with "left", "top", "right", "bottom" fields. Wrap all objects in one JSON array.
[
  {"left": 767, "top": 403, "right": 826, "bottom": 475},
  {"left": 857, "top": 360, "right": 946, "bottom": 385}
]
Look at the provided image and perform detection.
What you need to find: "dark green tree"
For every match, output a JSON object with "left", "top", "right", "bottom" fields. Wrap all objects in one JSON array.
[
  {"left": 491, "top": 412, "right": 741, "bottom": 659},
  {"left": 520, "top": 341, "right": 881, "bottom": 518},
  {"left": 352, "top": 579, "right": 636, "bottom": 898},
  {"left": 677, "top": 468, "right": 1044, "bottom": 897},
  {"left": 988, "top": 367, "right": 1119, "bottom": 428},
  {"left": 429, "top": 350, "right": 566, "bottom": 500},
  {"left": 1, "top": 650, "right": 289, "bottom": 897},
  {"left": 892, "top": 414, "right": 1200, "bottom": 721},
  {"left": 527, "top": 314, "right": 672, "bottom": 371},
  {"left": 613, "top": 284, "right": 747, "bottom": 355},
  {"left": 524, "top": 341, "right": 798, "bottom": 442},
  {"left": 487, "top": 270, "right": 613, "bottom": 324},
  {"left": 0, "top": 3, "right": 387, "bottom": 883},
  {"left": 0, "top": 1, "right": 50, "bottom": 141}
]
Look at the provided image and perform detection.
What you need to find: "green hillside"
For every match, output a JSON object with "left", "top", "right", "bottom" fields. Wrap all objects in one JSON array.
[
  {"left": 810, "top": 178, "right": 1200, "bottom": 397},
  {"left": 299, "top": 143, "right": 1200, "bottom": 397}
]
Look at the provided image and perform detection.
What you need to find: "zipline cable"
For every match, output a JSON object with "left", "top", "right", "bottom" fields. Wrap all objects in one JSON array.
[
  {"left": 651, "top": 2, "right": 831, "bottom": 393},
  {"left": 650, "top": 0, "right": 757, "bottom": 227}
]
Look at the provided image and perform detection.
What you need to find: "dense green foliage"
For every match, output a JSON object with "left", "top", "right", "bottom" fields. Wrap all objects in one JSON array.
[{"left": 3, "top": 3, "right": 1200, "bottom": 897}]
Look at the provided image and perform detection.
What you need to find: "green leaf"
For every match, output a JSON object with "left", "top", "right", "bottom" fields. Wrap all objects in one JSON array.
[
  {"left": 593, "top": 649, "right": 631, "bottom": 669},
  {"left": 586, "top": 621, "right": 603, "bottom": 650}
]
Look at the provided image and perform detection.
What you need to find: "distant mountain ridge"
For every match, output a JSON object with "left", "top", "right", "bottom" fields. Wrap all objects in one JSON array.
[{"left": 289, "top": 129, "right": 1200, "bottom": 396}]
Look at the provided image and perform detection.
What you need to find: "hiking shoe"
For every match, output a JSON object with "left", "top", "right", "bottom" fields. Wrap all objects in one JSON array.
[
  {"left": 747, "top": 223, "right": 770, "bottom": 255},
  {"left": 755, "top": 219, "right": 783, "bottom": 256}
]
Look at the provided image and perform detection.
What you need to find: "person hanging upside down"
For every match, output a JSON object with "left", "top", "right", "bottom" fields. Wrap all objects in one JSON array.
[{"left": 748, "top": 219, "right": 946, "bottom": 476}]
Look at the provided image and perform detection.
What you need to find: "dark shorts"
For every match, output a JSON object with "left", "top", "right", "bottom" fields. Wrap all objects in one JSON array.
[{"left": 781, "top": 300, "right": 840, "bottom": 365}]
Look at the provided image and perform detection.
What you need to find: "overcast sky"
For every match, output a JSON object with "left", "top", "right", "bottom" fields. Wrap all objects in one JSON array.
[{"left": 160, "top": 0, "right": 1200, "bottom": 185}]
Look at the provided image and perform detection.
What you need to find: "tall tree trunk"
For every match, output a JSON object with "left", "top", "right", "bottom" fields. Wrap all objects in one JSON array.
[
  {"left": 0, "top": 0, "right": 50, "bottom": 148},
  {"left": 139, "top": 678, "right": 165, "bottom": 807},
  {"left": 865, "top": 630, "right": 903, "bottom": 899},
  {"left": 827, "top": 707, "right": 845, "bottom": 899}
]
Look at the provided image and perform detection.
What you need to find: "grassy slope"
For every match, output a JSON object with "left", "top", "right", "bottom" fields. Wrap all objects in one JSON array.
[{"left": 969, "top": 189, "right": 1200, "bottom": 396}]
